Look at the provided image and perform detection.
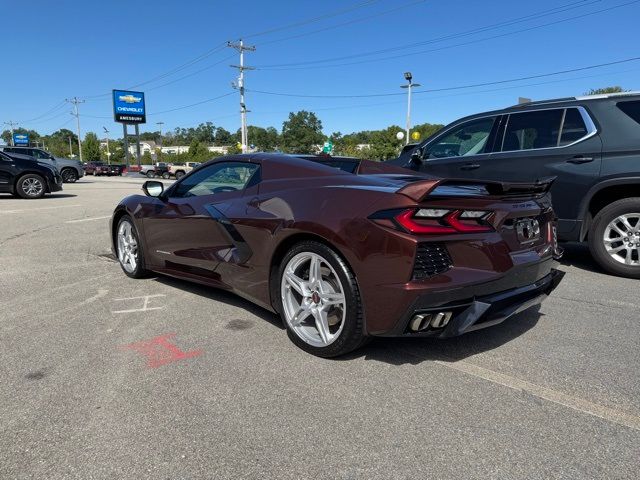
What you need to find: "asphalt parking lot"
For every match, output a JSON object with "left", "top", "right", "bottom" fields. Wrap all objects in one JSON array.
[{"left": 0, "top": 176, "right": 638, "bottom": 479}]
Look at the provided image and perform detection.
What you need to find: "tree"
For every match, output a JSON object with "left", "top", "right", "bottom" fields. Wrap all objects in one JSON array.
[
  {"left": 214, "top": 127, "right": 234, "bottom": 145},
  {"left": 83, "top": 132, "right": 101, "bottom": 161},
  {"left": 188, "top": 139, "right": 208, "bottom": 158},
  {"left": 141, "top": 151, "right": 153, "bottom": 165},
  {"left": 585, "top": 86, "right": 628, "bottom": 95},
  {"left": 280, "top": 111, "right": 325, "bottom": 154},
  {"left": 1, "top": 128, "right": 40, "bottom": 146},
  {"left": 248, "top": 125, "right": 279, "bottom": 151}
]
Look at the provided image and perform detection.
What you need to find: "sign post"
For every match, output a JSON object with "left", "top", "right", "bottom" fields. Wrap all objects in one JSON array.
[{"left": 112, "top": 89, "right": 146, "bottom": 169}]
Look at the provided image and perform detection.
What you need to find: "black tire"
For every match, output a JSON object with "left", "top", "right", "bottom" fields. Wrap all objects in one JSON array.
[
  {"left": 161, "top": 172, "right": 171, "bottom": 179},
  {"left": 61, "top": 168, "right": 78, "bottom": 183},
  {"left": 276, "top": 241, "right": 366, "bottom": 358},
  {"left": 588, "top": 197, "right": 640, "bottom": 279},
  {"left": 175, "top": 170, "right": 185, "bottom": 180},
  {"left": 146, "top": 170, "right": 155, "bottom": 179},
  {"left": 115, "top": 215, "right": 148, "bottom": 279},
  {"left": 16, "top": 174, "right": 46, "bottom": 199}
]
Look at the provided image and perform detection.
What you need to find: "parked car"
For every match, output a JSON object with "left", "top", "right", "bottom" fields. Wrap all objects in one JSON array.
[
  {"left": 165, "top": 161, "right": 201, "bottom": 179},
  {"left": 95, "top": 164, "right": 124, "bottom": 176},
  {"left": 0, "top": 151, "right": 63, "bottom": 198},
  {"left": 389, "top": 92, "right": 640, "bottom": 278},
  {"left": 84, "top": 161, "right": 104, "bottom": 175},
  {"left": 139, "top": 162, "right": 170, "bottom": 178},
  {"left": 0, "top": 146, "right": 84, "bottom": 183},
  {"left": 111, "top": 153, "right": 563, "bottom": 357}
]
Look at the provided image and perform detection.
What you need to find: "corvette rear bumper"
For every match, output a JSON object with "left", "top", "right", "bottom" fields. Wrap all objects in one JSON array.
[{"left": 376, "top": 268, "right": 564, "bottom": 337}]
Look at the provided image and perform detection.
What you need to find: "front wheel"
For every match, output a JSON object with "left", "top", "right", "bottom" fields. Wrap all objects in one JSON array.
[
  {"left": 61, "top": 168, "right": 78, "bottom": 183},
  {"left": 146, "top": 170, "right": 155, "bottom": 179},
  {"left": 175, "top": 171, "right": 185, "bottom": 180},
  {"left": 588, "top": 197, "right": 640, "bottom": 278},
  {"left": 162, "top": 172, "right": 171, "bottom": 179},
  {"left": 16, "top": 174, "right": 46, "bottom": 199},
  {"left": 116, "top": 215, "right": 148, "bottom": 278},
  {"left": 277, "top": 241, "right": 366, "bottom": 358}
]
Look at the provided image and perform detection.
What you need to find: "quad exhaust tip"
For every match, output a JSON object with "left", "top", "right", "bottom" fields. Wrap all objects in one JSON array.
[{"left": 409, "top": 311, "right": 453, "bottom": 332}]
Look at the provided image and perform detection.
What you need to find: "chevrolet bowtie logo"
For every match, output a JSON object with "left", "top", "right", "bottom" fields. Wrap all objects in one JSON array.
[{"left": 119, "top": 94, "right": 142, "bottom": 104}]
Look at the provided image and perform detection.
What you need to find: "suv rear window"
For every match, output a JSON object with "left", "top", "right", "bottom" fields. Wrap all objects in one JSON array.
[
  {"left": 617, "top": 101, "right": 640, "bottom": 125},
  {"left": 502, "top": 110, "right": 564, "bottom": 151},
  {"left": 559, "top": 108, "right": 589, "bottom": 146}
]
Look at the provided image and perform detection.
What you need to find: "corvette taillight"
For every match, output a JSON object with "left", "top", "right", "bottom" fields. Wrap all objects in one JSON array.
[{"left": 370, "top": 208, "right": 493, "bottom": 235}]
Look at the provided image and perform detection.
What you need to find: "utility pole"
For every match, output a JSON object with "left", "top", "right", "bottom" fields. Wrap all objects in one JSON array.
[
  {"left": 228, "top": 39, "right": 255, "bottom": 153},
  {"left": 66, "top": 97, "right": 85, "bottom": 161},
  {"left": 4, "top": 121, "right": 18, "bottom": 146},
  {"left": 400, "top": 72, "right": 421, "bottom": 145},
  {"left": 156, "top": 121, "right": 164, "bottom": 145},
  {"left": 103, "top": 126, "right": 111, "bottom": 164},
  {"left": 68, "top": 136, "right": 73, "bottom": 156}
]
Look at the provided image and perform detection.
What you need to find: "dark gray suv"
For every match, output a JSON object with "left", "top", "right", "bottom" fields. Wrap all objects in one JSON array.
[
  {"left": 390, "top": 92, "right": 640, "bottom": 278},
  {"left": 0, "top": 146, "right": 84, "bottom": 183}
]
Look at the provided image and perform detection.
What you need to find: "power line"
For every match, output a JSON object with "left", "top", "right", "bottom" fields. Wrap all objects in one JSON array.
[
  {"left": 256, "top": 0, "right": 640, "bottom": 71},
  {"left": 243, "top": 0, "right": 383, "bottom": 39},
  {"left": 246, "top": 56, "right": 640, "bottom": 98},
  {"left": 147, "top": 92, "right": 234, "bottom": 115},
  {"left": 257, "top": 0, "right": 427, "bottom": 47},
  {"left": 18, "top": 101, "right": 67, "bottom": 123},
  {"left": 256, "top": 0, "right": 596, "bottom": 67}
]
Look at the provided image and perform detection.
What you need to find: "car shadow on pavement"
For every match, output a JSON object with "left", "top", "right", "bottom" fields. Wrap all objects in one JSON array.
[
  {"left": 0, "top": 193, "right": 78, "bottom": 199},
  {"left": 558, "top": 242, "right": 603, "bottom": 274},
  {"left": 341, "top": 306, "right": 543, "bottom": 366},
  {"left": 153, "top": 275, "right": 285, "bottom": 330}
]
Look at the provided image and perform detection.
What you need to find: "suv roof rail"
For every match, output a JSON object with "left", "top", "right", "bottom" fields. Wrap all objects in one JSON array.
[{"left": 508, "top": 91, "right": 640, "bottom": 109}]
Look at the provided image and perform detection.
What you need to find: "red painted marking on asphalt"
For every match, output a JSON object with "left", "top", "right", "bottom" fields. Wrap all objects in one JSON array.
[{"left": 120, "top": 333, "right": 202, "bottom": 368}]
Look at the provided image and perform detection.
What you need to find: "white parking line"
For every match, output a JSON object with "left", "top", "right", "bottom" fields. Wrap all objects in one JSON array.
[
  {"left": 65, "top": 215, "right": 111, "bottom": 224},
  {"left": 1, "top": 204, "right": 82, "bottom": 214},
  {"left": 435, "top": 359, "right": 640, "bottom": 431}
]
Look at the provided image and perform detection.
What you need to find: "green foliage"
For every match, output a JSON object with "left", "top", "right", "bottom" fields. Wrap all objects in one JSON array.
[
  {"left": 141, "top": 151, "right": 153, "bottom": 165},
  {"left": 188, "top": 139, "right": 209, "bottom": 157},
  {"left": 83, "top": 132, "right": 101, "bottom": 161},
  {"left": 280, "top": 111, "right": 325, "bottom": 154},
  {"left": 585, "top": 86, "right": 628, "bottom": 95},
  {"left": 1, "top": 128, "right": 40, "bottom": 146},
  {"left": 247, "top": 125, "right": 279, "bottom": 151}
]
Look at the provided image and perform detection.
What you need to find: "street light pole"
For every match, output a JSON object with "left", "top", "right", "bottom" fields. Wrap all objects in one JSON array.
[
  {"left": 400, "top": 72, "right": 421, "bottom": 145},
  {"left": 156, "top": 121, "right": 164, "bottom": 146},
  {"left": 68, "top": 136, "right": 73, "bottom": 156},
  {"left": 66, "top": 97, "right": 85, "bottom": 161},
  {"left": 103, "top": 127, "right": 111, "bottom": 164}
]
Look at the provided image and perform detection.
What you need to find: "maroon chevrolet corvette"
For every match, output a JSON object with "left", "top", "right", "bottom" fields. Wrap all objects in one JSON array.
[{"left": 111, "top": 153, "right": 564, "bottom": 357}]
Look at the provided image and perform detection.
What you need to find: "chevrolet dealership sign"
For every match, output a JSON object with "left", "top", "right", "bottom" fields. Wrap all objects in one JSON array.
[{"left": 113, "top": 89, "right": 146, "bottom": 124}]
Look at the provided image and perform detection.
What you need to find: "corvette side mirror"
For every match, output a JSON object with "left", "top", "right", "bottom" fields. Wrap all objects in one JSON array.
[{"left": 143, "top": 180, "right": 164, "bottom": 197}]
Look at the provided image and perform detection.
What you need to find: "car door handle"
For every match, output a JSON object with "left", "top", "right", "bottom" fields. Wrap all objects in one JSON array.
[
  {"left": 460, "top": 163, "right": 481, "bottom": 170},
  {"left": 566, "top": 156, "right": 594, "bottom": 164}
]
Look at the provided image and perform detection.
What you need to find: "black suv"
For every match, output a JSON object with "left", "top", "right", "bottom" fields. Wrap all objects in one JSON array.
[
  {"left": 0, "top": 151, "right": 63, "bottom": 198},
  {"left": 390, "top": 92, "right": 640, "bottom": 278}
]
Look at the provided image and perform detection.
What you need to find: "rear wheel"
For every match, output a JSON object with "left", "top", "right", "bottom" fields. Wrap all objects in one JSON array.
[
  {"left": 61, "top": 168, "right": 78, "bottom": 183},
  {"left": 588, "top": 197, "right": 640, "bottom": 278},
  {"left": 16, "top": 174, "right": 46, "bottom": 199},
  {"left": 116, "top": 215, "right": 148, "bottom": 278},
  {"left": 277, "top": 241, "right": 366, "bottom": 357},
  {"left": 146, "top": 170, "right": 155, "bottom": 179},
  {"left": 162, "top": 172, "right": 171, "bottom": 179}
]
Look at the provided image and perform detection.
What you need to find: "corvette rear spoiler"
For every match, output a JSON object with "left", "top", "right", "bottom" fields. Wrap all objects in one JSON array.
[{"left": 397, "top": 177, "right": 556, "bottom": 202}]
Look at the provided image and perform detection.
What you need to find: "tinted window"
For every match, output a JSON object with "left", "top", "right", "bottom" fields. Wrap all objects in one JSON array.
[
  {"left": 31, "top": 149, "right": 51, "bottom": 160},
  {"left": 427, "top": 117, "right": 495, "bottom": 158},
  {"left": 617, "top": 100, "right": 640, "bottom": 124},
  {"left": 172, "top": 162, "right": 259, "bottom": 198},
  {"left": 502, "top": 109, "right": 563, "bottom": 151},
  {"left": 559, "top": 108, "right": 588, "bottom": 146}
]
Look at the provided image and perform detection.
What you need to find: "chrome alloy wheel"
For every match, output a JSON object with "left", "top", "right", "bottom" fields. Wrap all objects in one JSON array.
[
  {"left": 281, "top": 252, "right": 347, "bottom": 347},
  {"left": 22, "top": 177, "right": 44, "bottom": 197},
  {"left": 603, "top": 213, "right": 640, "bottom": 266},
  {"left": 117, "top": 220, "right": 139, "bottom": 273}
]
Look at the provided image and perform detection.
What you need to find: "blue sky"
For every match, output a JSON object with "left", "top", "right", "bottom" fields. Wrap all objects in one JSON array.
[{"left": 3, "top": 0, "right": 639, "bottom": 139}]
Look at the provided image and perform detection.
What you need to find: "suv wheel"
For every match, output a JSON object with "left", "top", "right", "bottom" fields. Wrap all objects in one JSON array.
[
  {"left": 61, "top": 168, "right": 78, "bottom": 183},
  {"left": 588, "top": 197, "right": 640, "bottom": 278},
  {"left": 146, "top": 170, "right": 155, "bottom": 178},
  {"left": 162, "top": 172, "right": 171, "bottom": 179},
  {"left": 175, "top": 170, "right": 185, "bottom": 179},
  {"left": 16, "top": 174, "right": 46, "bottom": 199},
  {"left": 277, "top": 241, "right": 367, "bottom": 357}
]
